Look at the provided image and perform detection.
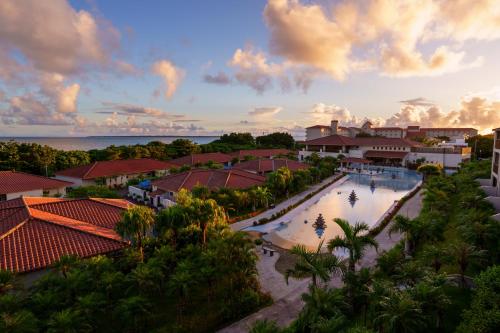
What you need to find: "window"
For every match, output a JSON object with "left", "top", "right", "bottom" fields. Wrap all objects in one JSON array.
[{"left": 0, "top": 194, "right": 6, "bottom": 201}]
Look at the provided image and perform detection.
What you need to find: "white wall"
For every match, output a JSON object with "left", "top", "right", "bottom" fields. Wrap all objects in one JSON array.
[
  {"left": 54, "top": 175, "right": 86, "bottom": 187},
  {"left": 6, "top": 189, "right": 43, "bottom": 200},
  {"left": 407, "top": 152, "right": 466, "bottom": 169}
]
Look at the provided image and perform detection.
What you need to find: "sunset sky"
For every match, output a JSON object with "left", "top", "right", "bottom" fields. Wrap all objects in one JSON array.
[{"left": 1, "top": 0, "right": 500, "bottom": 138}]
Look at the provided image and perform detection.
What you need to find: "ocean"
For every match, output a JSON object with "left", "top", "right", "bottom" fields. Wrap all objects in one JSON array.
[{"left": 0, "top": 136, "right": 220, "bottom": 151}]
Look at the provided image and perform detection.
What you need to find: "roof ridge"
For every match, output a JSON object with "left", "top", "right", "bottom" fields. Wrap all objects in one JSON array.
[
  {"left": 0, "top": 219, "right": 29, "bottom": 241},
  {"left": 88, "top": 198, "right": 132, "bottom": 209},
  {"left": 29, "top": 208, "right": 124, "bottom": 242},
  {"left": 178, "top": 171, "right": 192, "bottom": 191},
  {"left": 82, "top": 161, "right": 98, "bottom": 179},
  {"left": 6, "top": 171, "right": 72, "bottom": 184}
]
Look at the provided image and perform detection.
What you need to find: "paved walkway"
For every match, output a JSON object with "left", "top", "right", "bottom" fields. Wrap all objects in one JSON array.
[
  {"left": 231, "top": 174, "right": 344, "bottom": 232},
  {"left": 219, "top": 191, "right": 423, "bottom": 333}
]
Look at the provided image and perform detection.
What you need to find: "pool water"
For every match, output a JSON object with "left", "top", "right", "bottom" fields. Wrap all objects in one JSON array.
[{"left": 246, "top": 168, "right": 422, "bottom": 250}]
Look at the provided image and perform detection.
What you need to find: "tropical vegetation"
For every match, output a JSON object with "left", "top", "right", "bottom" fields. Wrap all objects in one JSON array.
[{"left": 0, "top": 193, "right": 270, "bottom": 332}]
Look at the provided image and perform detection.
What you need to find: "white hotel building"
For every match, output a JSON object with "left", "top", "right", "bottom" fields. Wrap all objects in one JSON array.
[{"left": 299, "top": 134, "right": 471, "bottom": 170}]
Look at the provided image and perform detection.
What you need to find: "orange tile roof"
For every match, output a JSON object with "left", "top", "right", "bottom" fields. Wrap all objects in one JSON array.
[
  {"left": 55, "top": 158, "right": 175, "bottom": 180},
  {"left": 231, "top": 149, "right": 291, "bottom": 159},
  {"left": 233, "top": 158, "right": 308, "bottom": 173},
  {"left": 152, "top": 169, "right": 265, "bottom": 193},
  {"left": 0, "top": 197, "right": 130, "bottom": 273},
  {"left": 169, "top": 153, "right": 232, "bottom": 166},
  {"left": 0, "top": 171, "right": 73, "bottom": 195}
]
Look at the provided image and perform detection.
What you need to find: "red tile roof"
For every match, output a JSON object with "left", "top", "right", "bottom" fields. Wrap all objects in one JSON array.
[
  {"left": 152, "top": 169, "right": 265, "bottom": 193},
  {"left": 0, "top": 171, "right": 73, "bottom": 195},
  {"left": 169, "top": 153, "right": 232, "bottom": 166},
  {"left": 0, "top": 197, "right": 130, "bottom": 273},
  {"left": 233, "top": 158, "right": 308, "bottom": 173},
  {"left": 55, "top": 158, "right": 175, "bottom": 180},
  {"left": 304, "top": 134, "right": 420, "bottom": 147},
  {"left": 306, "top": 125, "right": 331, "bottom": 129},
  {"left": 364, "top": 150, "right": 409, "bottom": 159},
  {"left": 231, "top": 149, "right": 291, "bottom": 159}
]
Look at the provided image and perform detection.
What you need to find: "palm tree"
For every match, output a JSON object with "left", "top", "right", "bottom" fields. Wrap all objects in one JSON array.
[
  {"left": 420, "top": 244, "right": 451, "bottom": 273},
  {"left": 410, "top": 275, "right": 450, "bottom": 330},
  {"left": 449, "top": 242, "right": 486, "bottom": 287},
  {"left": 0, "top": 270, "right": 16, "bottom": 295},
  {"left": 115, "top": 205, "right": 156, "bottom": 262},
  {"left": 285, "top": 240, "right": 345, "bottom": 288},
  {"left": 190, "top": 198, "right": 227, "bottom": 246},
  {"left": 155, "top": 205, "right": 188, "bottom": 246},
  {"left": 250, "top": 186, "right": 272, "bottom": 210},
  {"left": 47, "top": 308, "right": 88, "bottom": 333},
  {"left": 327, "top": 219, "right": 378, "bottom": 274},
  {"left": 417, "top": 163, "right": 442, "bottom": 181},
  {"left": 374, "top": 290, "right": 426, "bottom": 333},
  {"left": 389, "top": 215, "right": 415, "bottom": 256},
  {"left": 52, "top": 254, "right": 78, "bottom": 279},
  {"left": 0, "top": 310, "right": 38, "bottom": 333},
  {"left": 267, "top": 167, "right": 293, "bottom": 198}
]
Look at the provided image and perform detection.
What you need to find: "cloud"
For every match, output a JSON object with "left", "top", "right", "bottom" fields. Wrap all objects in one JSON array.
[
  {"left": 257, "top": 0, "right": 498, "bottom": 81},
  {"left": 0, "top": 95, "right": 75, "bottom": 126},
  {"left": 399, "top": 97, "right": 436, "bottom": 107},
  {"left": 312, "top": 90, "right": 500, "bottom": 133},
  {"left": 227, "top": 46, "right": 316, "bottom": 93},
  {"left": 152, "top": 60, "right": 185, "bottom": 99},
  {"left": 249, "top": 107, "right": 282, "bottom": 118},
  {"left": 0, "top": 0, "right": 120, "bottom": 75},
  {"left": 203, "top": 72, "right": 231, "bottom": 85},
  {"left": 96, "top": 102, "right": 187, "bottom": 120},
  {"left": 73, "top": 111, "right": 205, "bottom": 135}
]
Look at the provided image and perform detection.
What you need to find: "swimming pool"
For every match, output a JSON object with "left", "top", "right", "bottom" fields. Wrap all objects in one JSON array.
[{"left": 246, "top": 168, "right": 422, "bottom": 250}]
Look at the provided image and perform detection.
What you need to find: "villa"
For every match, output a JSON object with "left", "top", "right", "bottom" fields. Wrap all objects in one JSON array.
[
  {"left": 300, "top": 134, "right": 471, "bottom": 170},
  {"left": 54, "top": 158, "right": 175, "bottom": 188},
  {"left": 306, "top": 119, "right": 478, "bottom": 141},
  {"left": 0, "top": 171, "right": 73, "bottom": 201},
  {"left": 233, "top": 158, "right": 309, "bottom": 175},
  {"left": 169, "top": 152, "right": 232, "bottom": 168},
  {"left": 0, "top": 197, "right": 131, "bottom": 278},
  {"left": 230, "top": 149, "right": 291, "bottom": 161},
  {"left": 130, "top": 169, "right": 266, "bottom": 207}
]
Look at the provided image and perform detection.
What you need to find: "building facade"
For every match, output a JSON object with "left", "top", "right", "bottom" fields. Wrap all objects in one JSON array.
[
  {"left": 306, "top": 120, "right": 478, "bottom": 141},
  {"left": 0, "top": 171, "right": 72, "bottom": 201}
]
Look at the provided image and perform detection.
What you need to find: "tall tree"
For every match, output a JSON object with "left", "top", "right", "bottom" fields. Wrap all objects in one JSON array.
[
  {"left": 285, "top": 241, "right": 345, "bottom": 288},
  {"left": 115, "top": 206, "right": 156, "bottom": 262}
]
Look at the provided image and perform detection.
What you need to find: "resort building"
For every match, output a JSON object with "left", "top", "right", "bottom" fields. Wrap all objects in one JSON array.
[
  {"left": 230, "top": 149, "right": 291, "bottom": 161},
  {"left": 0, "top": 171, "right": 72, "bottom": 201},
  {"left": 54, "top": 158, "right": 175, "bottom": 188},
  {"left": 0, "top": 197, "right": 130, "bottom": 277},
  {"left": 305, "top": 120, "right": 478, "bottom": 141},
  {"left": 169, "top": 152, "right": 232, "bottom": 168},
  {"left": 131, "top": 169, "right": 265, "bottom": 207},
  {"left": 233, "top": 158, "right": 309, "bottom": 175},
  {"left": 300, "top": 134, "right": 471, "bottom": 169},
  {"left": 487, "top": 128, "right": 500, "bottom": 195}
]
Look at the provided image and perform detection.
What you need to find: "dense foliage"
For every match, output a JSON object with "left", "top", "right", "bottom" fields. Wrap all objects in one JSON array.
[
  {"left": 0, "top": 132, "right": 297, "bottom": 176},
  {"left": 0, "top": 197, "right": 269, "bottom": 332},
  {"left": 66, "top": 185, "right": 120, "bottom": 198},
  {"left": 252, "top": 159, "right": 500, "bottom": 333},
  {"left": 466, "top": 134, "right": 494, "bottom": 159}
]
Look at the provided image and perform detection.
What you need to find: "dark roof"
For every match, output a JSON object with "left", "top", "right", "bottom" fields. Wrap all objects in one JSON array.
[
  {"left": 152, "top": 169, "right": 266, "bottom": 192},
  {"left": 364, "top": 151, "right": 409, "bottom": 159},
  {"left": 306, "top": 125, "right": 331, "bottom": 129},
  {"left": 0, "top": 197, "right": 131, "bottom": 273},
  {"left": 231, "top": 149, "right": 291, "bottom": 159},
  {"left": 169, "top": 153, "right": 232, "bottom": 166},
  {"left": 304, "top": 135, "right": 419, "bottom": 147},
  {"left": 0, "top": 171, "right": 72, "bottom": 195},
  {"left": 233, "top": 158, "right": 308, "bottom": 173},
  {"left": 55, "top": 159, "right": 174, "bottom": 180}
]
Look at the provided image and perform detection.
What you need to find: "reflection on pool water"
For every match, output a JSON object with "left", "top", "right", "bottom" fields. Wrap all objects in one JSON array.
[{"left": 246, "top": 168, "right": 422, "bottom": 250}]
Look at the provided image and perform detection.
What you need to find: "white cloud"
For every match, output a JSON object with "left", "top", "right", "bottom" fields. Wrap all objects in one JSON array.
[
  {"left": 152, "top": 60, "right": 185, "bottom": 99},
  {"left": 249, "top": 106, "right": 283, "bottom": 117},
  {"left": 248, "top": 0, "right": 499, "bottom": 83},
  {"left": 97, "top": 102, "right": 190, "bottom": 120}
]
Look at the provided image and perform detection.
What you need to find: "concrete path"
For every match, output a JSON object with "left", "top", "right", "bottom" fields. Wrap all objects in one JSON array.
[
  {"left": 218, "top": 190, "right": 423, "bottom": 333},
  {"left": 231, "top": 174, "right": 343, "bottom": 232}
]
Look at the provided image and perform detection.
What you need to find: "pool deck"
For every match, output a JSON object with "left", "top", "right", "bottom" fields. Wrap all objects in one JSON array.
[
  {"left": 230, "top": 173, "right": 345, "bottom": 232},
  {"left": 218, "top": 190, "right": 423, "bottom": 333}
]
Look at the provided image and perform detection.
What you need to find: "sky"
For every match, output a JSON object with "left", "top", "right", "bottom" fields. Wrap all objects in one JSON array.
[{"left": 1, "top": 0, "right": 500, "bottom": 139}]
